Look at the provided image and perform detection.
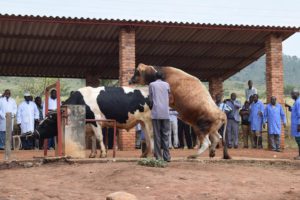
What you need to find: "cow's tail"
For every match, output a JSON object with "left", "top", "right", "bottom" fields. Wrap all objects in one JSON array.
[{"left": 222, "top": 116, "right": 231, "bottom": 159}]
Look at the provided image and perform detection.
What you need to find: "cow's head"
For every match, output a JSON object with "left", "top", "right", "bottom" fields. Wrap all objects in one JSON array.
[
  {"left": 129, "top": 63, "right": 157, "bottom": 85},
  {"left": 35, "top": 111, "right": 58, "bottom": 139}
]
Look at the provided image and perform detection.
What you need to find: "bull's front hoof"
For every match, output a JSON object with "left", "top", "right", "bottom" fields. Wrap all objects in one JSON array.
[
  {"left": 187, "top": 154, "right": 198, "bottom": 159},
  {"left": 89, "top": 152, "right": 97, "bottom": 158},
  {"left": 209, "top": 150, "right": 216, "bottom": 158}
]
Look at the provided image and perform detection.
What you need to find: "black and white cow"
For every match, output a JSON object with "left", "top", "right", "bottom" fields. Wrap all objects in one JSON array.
[{"left": 36, "top": 86, "right": 153, "bottom": 158}]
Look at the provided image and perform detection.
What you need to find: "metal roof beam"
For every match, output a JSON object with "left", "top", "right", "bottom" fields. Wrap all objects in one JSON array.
[{"left": 0, "top": 33, "right": 263, "bottom": 48}]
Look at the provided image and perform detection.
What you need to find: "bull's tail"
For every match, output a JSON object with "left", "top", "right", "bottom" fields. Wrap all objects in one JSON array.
[{"left": 222, "top": 117, "right": 231, "bottom": 159}]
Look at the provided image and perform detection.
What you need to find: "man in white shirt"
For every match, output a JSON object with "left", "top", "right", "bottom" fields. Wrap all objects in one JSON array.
[
  {"left": 43, "top": 89, "right": 59, "bottom": 149},
  {"left": 17, "top": 91, "right": 39, "bottom": 149},
  {"left": 43, "top": 89, "right": 58, "bottom": 117},
  {"left": 0, "top": 89, "right": 17, "bottom": 150},
  {"left": 245, "top": 80, "right": 257, "bottom": 101}
]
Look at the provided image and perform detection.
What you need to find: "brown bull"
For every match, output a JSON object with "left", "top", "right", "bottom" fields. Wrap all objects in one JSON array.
[{"left": 130, "top": 63, "right": 231, "bottom": 159}]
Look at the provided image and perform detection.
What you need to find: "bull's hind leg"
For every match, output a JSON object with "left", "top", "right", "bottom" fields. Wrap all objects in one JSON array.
[
  {"left": 209, "top": 132, "right": 221, "bottom": 158},
  {"left": 91, "top": 124, "right": 107, "bottom": 158},
  {"left": 188, "top": 134, "right": 211, "bottom": 159}
]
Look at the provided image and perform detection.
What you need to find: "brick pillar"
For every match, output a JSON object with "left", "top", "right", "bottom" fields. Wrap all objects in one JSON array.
[
  {"left": 85, "top": 74, "right": 100, "bottom": 87},
  {"left": 209, "top": 77, "right": 223, "bottom": 101},
  {"left": 265, "top": 34, "right": 285, "bottom": 149},
  {"left": 118, "top": 27, "right": 136, "bottom": 150}
]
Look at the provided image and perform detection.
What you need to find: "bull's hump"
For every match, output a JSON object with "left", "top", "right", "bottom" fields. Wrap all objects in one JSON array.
[{"left": 97, "top": 87, "right": 148, "bottom": 124}]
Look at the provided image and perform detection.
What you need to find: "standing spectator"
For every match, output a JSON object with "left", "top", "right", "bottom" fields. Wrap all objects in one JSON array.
[
  {"left": 178, "top": 119, "right": 192, "bottom": 149},
  {"left": 34, "top": 96, "right": 43, "bottom": 149},
  {"left": 285, "top": 89, "right": 300, "bottom": 160},
  {"left": 34, "top": 96, "right": 43, "bottom": 121},
  {"left": 249, "top": 94, "right": 265, "bottom": 149},
  {"left": 245, "top": 80, "right": 257, "bottom": 101},
  {"left": 215, "top": 93, "right": 232, "bottom": 148},
  {"left": 43, "top": 89, "right": 59, "bottom": 149},
  {"left": 17, "top": 91, "right": 39, "bottom": 149},
  {"left": 239, "top": 101, "right": 252, "bottom": 148},
  {"left": 225, "top": 93, "right": 241, "bottom": 148},
  {"left": 169, "top": 108, "right": 179, "bottom": 149},
  {"left": 135, "top": 123, "right": 142, "bottom": 149},
  {"left": 0, "top": 89, "right": 17, "bottom": 150},
  {"left": 263, "top": 96, "right": 286, "bottom": 152},
  {"left": 149, "top": 71, "right": 171, "bottom": 162}
]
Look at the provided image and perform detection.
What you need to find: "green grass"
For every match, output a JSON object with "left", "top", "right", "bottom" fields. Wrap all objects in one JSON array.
[{"left": 138, "top": 158, "right": 168, "bottom": 168}]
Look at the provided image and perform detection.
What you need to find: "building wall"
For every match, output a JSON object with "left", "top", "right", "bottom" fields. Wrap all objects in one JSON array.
[{"left": 118, "top": 28, "right": 136, "bottom": 150}]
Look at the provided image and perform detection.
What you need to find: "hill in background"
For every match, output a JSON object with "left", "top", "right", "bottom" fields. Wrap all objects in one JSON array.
[{"left": 224, "top": 54, "right": 300, "bottom": 99}]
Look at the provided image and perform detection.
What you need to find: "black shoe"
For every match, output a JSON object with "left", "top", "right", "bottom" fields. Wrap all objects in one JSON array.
[
  {"left": 234, "top": 145, "right": 238, "bottom": 149},
  {"left": 228, "top": 145, "right": 232, "bottom": 149}
]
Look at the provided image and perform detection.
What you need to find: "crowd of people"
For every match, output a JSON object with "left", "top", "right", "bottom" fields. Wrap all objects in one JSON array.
[
  {"left": 136, "top": 79, "right": 300, "bottom": 161},
  {"left": 0, "top": 89, "right": 59, "bottom": 150},
  {"left": 1, "top": 77, "right": 300, "bottom": 161}
]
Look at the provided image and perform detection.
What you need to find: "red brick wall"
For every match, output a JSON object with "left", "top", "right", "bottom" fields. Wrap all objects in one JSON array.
[
  {"left": 265, "top": 34, "right": 285, "bottom": 148},
  {"left": 209, "top": 77, "right": 223, "bottom": 101},
  {"left": 118, "top": 28, "right": 136, "bottom": 150}
]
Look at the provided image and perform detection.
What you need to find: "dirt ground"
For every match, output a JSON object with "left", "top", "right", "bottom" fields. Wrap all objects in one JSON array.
[
  {"left": 0, "top": 148, "right": 299, "bottom": 160},
  {"left": 0, "top": 161, "right": 299, "bottom": 200}
]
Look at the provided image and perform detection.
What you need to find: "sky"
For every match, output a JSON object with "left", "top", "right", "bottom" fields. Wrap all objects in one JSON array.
[{"left": 0, "top": 0, "right": 299, "bottom": 56}]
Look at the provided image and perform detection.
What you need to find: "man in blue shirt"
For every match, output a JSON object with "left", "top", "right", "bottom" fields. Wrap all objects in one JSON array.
[
  {"left": 263, "top": 96, "right": 286, "bottom": 152},
  {"left": 249, "top": 94, "right": 265, "bottom": 149},
  {"left": 149, "top": 71, "right": 171, "bottom": 162},
  {"left": 286, "top": 89, "right": 300, "bottom": 160},
  {"left": 225, "top": 93, "right": 241, "bottom": 148}
]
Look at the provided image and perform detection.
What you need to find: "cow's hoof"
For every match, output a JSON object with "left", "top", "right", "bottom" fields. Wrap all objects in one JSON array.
[
  {"left": 89, "top": 153, "right": 96, "bottom": 158},
  {"left": 223, "top": 155, "right": 232, "bottom": 160},
  {"left": 187, "top": 155, "right": 198, "bottom": 159},
  {"left": 100, "top": 153, "right": 107, "bottom": 158},
  {"left": 209, "top": 150, "right": 216, "bottom": 158}
]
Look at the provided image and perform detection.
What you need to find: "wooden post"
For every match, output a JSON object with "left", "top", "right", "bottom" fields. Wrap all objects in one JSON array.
[{"left": 4, "top": 112, "right": 12, "bottom": 161}]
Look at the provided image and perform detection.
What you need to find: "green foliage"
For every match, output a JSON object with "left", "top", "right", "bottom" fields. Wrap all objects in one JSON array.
[
  {"left": 99, "top": 79, "right": 119, "bottom": 86},
  {"left": 138, "top": 158, "right": 168, "bottom": 168},
  {"left": 229, "top": 54, "right": 300, "bottom": 87},
  {"left": 284, "top": 85, "right": 295, "bottom": 95}
]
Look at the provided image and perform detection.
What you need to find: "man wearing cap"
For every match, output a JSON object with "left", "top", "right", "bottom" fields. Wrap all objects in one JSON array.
[
  {"left": 17, "top": 91, "right": 39, "bottom": 149},
  {"left": 0, "top": 89, "right": 17, "bottom": 150}
]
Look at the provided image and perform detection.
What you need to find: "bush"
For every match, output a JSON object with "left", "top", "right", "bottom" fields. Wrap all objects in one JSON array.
[{"left": 137, "top": 158, "right": 167, "bottom": 168}]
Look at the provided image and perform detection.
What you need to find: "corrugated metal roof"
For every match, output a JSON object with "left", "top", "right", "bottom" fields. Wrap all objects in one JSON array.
[{"left": 0, "top": 14, "right": 299, "bottom": 81}]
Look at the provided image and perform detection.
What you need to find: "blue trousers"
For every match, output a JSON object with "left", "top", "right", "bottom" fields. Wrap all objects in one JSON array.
[{"left": 0, "top": 131, "right": 5, "bottom": 149}]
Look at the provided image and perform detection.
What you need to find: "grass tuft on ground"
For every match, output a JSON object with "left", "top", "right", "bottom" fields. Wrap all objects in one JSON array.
[{"left": 138, "top": 158, "right": 168, "bottom": 168}]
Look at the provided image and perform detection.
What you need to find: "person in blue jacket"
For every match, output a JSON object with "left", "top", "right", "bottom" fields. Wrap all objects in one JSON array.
[
  {"left": 285, "top": 89, "right": 300, "bottom": 160},
  {"left": 263, "top": 96, "right": 286, "bottom": 152},
  {"left": 249, "top": 94, "right": 265, "bottom": 149}
]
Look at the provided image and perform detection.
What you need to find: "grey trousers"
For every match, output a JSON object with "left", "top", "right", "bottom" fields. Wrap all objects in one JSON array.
[
  {"left": 152, "top": 119, "right": 171, "bottom": 161},
  {"left": 169, "top": 120, "right": 179, "bottom": 148},
  {"left": 269, "top": 134, "right": 280, "bottom": 150},
  {"left": 226, "top": 119, "right": 239, "bottom": 147}
]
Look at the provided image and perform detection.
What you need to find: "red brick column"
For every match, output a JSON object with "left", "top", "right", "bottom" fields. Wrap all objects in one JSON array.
[
  {"left": 118, "top": 27, "right": 136, "bottom": 150},
  {"left": 85, "top": 74, "right": 100, "bottom": 87},
  {"left": 209, "top": 77, "right": 223, "bottom": 101},
  {"left": 265, "top": 34, "right": 285, "bottom": 149}
]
